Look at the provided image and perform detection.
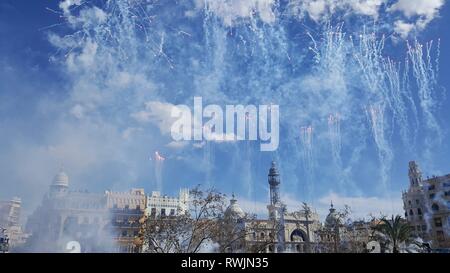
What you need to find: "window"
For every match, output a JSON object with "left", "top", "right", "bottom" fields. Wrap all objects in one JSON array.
[
  {"left": 429, "top": 194, "right": 435, "bottom": 199},
  {"left": 170, "top": 209, "right": 175, "bottom": 216},
  {"left": 417, "top": 208, "right": 422, "bottom": 215},
  {"left": 161, "top": 208, "right": 166, "bottom": 216},
  {"left": 445, "top": 191, "right": 450, "bottom": 196},
  {"left": 432, "top": 203, "right": 439, "bottom": 212},
  {"left": 136, "top": 205, "right": 140, "bottom": 211},
  {"left": 422, "top": 225, "right": 427, "bottom": 231},
  {"left": 436, "top": 231, "right": 445, "bottom": 242},
  {"left": 409, "top": 209, "right": 414, "bottom": 216},
  {"left": 122, "top": 230, "right": 127, "bottom": 237},
  {"left": 125, "top": 205, "right": 129, "bottom": 210},
  {"left": 260, "top": 232, "right": 265, "bottom": 239},
  {"left": 151, "top": 208, "right": 156, "bottom": 216},
  {"left": 408, "top": 200, "right": 412, "bottom": 206},
  {"left": 428, "top": 185, "right": 435, "bottom": 191},
  {"left": 434, "top": 218, "right": 443, "bottom": 227},
  {"left": 443, "top": 182, "right": 450, "bottom": 188},
  {"left": 447, "top": 201, "right": 450, "bottom": 210},
  {"left": 416, "top": 199, "right": 420, "bottom": 204}
]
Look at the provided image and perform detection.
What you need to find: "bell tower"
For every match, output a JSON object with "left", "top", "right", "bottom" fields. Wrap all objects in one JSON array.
[
  {"left": 408, "top": 161, "right": 422, "bottom": 188},
  {"left": 266, "top": 161, "right": 286, "bottom": 252},
  {"left": 268, "top": 161, "right": 281, "bottom": 207}
]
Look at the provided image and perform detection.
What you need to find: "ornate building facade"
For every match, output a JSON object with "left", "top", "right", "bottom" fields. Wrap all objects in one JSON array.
[
  {"left": 402, "top": 161, "right": 450, "bottom": 249},
  {"left": 0, "top": 197, "right": 28, "bottom": 249},
  {"left": 316, "top": 204, "right": 374, "bottom": 253},
  {"left": 25, "top": 170, "right": 188, "bottom": 252},
  {"left": 25, "top": 171, "right": 111, "bottom": 252},
  {"left": 225, "top": 162, "right": 321, "bottom": 253}
]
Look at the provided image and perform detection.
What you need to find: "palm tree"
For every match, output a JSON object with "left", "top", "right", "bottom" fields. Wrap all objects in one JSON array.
[{"left": 372, "top": 215, "right": 411, "bottom": 253}]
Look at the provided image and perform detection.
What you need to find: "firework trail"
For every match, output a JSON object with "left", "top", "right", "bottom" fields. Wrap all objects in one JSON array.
[
  {"left": 243, "top": 113, "right": 253, "bottom": 199},
  {"left": 52, "top": 1, "right": 445, "bottom": 201},
  {"left": 202, "top": 124, "right": 215, "bottom": 188},
  {"left": 328, "top": 113, "right": 342, "bottom": 167},
  {"left": 300, "top": 125, "right": 315, "bottom": 199},
  {"left": 366, "top": 104, "right": 393, "bottom": 192},
  {"left": 152, "top": 151, "right": 165, "bottom": 192},
  {"left": 407, "top": 40, "right": 442, "bottom": 158}
]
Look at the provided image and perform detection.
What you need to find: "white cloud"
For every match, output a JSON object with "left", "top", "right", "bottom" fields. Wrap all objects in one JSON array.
[
  {"left": 393, "top": 20, "right": 415, "bottom": 38},
  {"left": 131, "top": 101, "right": 177, "bottom": 135},
  {"left": 389, "top": 0, "right": 445, "bottom": 18},
  {"left": 289, "top": 0, "right": 386, "bottom": 22},
  {"left": 199, "top": 0, "right": 276, "bottom": 26},
  {"left": 70, "top": 104, "right": 85, "bottom": 119},
  {"left": 389, "top": 0, "right": 446, "bottom": 36},
  {"left": 166, "top": 141, "right": 190, "bottom": 149},
  {"left": 60, "top": 1, "right": 107, "bottom": 27},
  {"left": 121, "top": 127, "right": 142, "bottom": 140},
  {"left": 59, "top": 0, "right": 82, "bottom": 15}
]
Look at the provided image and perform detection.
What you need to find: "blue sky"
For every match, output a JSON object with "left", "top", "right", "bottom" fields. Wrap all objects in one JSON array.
[{"left": 1, "top": 0, "right": 449, "bottom": 220}]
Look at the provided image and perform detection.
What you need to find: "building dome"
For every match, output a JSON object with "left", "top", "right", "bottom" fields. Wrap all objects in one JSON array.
[
  {"left": 225, "top": 195, "right": 245, "bottom": 220},
  {"left": 52, "top": 171, "right": 69, "bottom": 187},
  {"left": 325, "top": 202, "right": 340, "bottom": 228}
]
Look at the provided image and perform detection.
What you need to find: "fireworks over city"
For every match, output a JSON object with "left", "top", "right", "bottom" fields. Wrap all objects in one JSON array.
[{"left": 1, "top": 0, "right": 450, "bottom": 256}]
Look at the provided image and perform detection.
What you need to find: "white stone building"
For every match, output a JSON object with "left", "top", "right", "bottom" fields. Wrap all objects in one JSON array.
[{"left": 145, "top": 189, "right": 189, "bottom": 218}]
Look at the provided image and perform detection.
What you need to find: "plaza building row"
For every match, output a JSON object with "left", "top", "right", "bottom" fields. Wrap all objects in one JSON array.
[{"left": 22, "top": 171, "right": 189, "bottom": 253}]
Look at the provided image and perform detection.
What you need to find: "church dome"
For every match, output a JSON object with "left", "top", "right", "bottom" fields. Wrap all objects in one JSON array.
[
  {"left": 325, "top": 202, "right": 340, "bottom": 228},
  {"left": 53, "top": 171, "right": 69, "bottom": 187},
  {"left": 225, "top": 195, "right": 245, "bottom": 220}
]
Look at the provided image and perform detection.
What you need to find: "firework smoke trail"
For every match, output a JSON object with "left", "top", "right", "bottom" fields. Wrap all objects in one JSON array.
[
  {"left": 300, "top": 126, "right": 315, "bottom": 200},
  {"left": 51, "top": 1, "right": 446, "bottom": 205},
  {"left": 153, "top": 151, "right": 165, "bottom": 192},
  {"left": 201, "top": 123, "right": 214, "bottom": 188},
  {"left": 383, "top": 58, "right": 413, "bottom": 149},
  {"left": 407, "top": 40, "right": 442, "bottom": 158},
  {"left": 366, "top": 104, "right": 393, "bottom": 193},
  {"left": 243, "top": 113, "right": 254, "bottom": 199},
  {"left": 203, "top": 140, "right": 214, "bottom": 188},
  {"left": 328, "top": 113, "right": 342, "bottom": 167}
]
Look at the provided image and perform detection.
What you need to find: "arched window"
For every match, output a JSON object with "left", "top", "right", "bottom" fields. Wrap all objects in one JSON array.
[
  {"left": 260, "top": 232, "right": 265, "bottom": 239},
  {"left": 409, "top": 209, "right": 414, "bottom": 216},
  {"left": 432, "top": 203, "right": 439, "bottom": 211},
  {"left": 417, "top": 208, "right": 423, "bottom": 215},
  {"left": 290, "top": 229, "right": 306, "bottom": 242}
]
